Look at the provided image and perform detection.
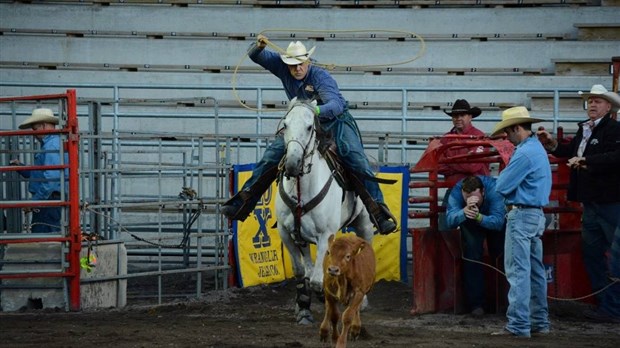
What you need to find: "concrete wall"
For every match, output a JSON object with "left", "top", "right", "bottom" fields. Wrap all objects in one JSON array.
[{"left": 1, "top": 241, "right": 127, "bottom": 311}]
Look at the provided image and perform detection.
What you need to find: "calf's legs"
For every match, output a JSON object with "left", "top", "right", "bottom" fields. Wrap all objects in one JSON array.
[
  {"left": 337, "top": 291, "right": 365, "bottom": 347},
  {"left": 319, "top": 296, "right": 340, "bottom": 344}
]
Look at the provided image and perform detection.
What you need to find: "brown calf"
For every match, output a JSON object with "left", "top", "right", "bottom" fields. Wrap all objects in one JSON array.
[{"left": 319, "top": 234, "right": 376, "bottom": 348}]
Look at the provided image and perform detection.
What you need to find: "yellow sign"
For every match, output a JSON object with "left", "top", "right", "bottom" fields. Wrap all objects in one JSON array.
[{"left": 232, "top": 164, "right": 408, "bottom": 287}]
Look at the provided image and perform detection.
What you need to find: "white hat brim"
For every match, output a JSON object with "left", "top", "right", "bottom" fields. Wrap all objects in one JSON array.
[
  {"left": 19, "top": 114, "right": 59, "bottom": 129},
  {"left": 578, "top": 91, "right": 620, "bottom": 113},
  {"left": 280, "top": 46, "right": 316, "bottom": 65}
]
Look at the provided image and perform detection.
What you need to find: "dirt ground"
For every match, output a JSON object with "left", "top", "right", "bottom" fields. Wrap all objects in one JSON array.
[{"left": 1, "top": 278, "right": 618, "bottom": 348}]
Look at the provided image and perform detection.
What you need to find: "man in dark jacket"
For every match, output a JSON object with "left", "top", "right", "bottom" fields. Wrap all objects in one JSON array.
[{"left": 537, "top": 84, "right": 620, "bottom": 324}]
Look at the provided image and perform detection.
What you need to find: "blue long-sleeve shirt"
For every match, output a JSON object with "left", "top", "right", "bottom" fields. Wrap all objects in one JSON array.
[
  {"left": 248, "top": 44, "right": 347, "bottom": 121},
  {"left": 17, "top": 134, "right": 69, "bottom": 200},
  {"left": 496, "top": 134, "right": 551, "bottom": 207},
  {"left": 446, "top": 175, "right": 506, "bottom": 231}
]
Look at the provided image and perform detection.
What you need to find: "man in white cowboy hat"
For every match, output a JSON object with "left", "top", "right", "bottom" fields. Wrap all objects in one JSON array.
[
  {"left": 490, "top": 106, "right": 552, "bottom": 337},
  {"left": 537, "top": 84, "right": 620, "bottom": 324},
  {"left": 221, "top": 34, "right": 397, "bottom": 235},
  {"left": 10, "top": 108, "right": 68, "bottom": 233}
]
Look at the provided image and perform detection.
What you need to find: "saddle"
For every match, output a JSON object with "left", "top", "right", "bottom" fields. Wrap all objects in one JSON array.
[
  {"left": 316, "top": 123, "right": 396, "bottom": 191},
  {"left": 316, "top": 127, "right": 353, "bottom": 191}
]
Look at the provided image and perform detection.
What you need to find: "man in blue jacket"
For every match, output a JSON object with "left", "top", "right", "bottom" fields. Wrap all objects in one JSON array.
[
  {"left": 446, "top": 175, "right": 506, "bottom": 317},
  {"left": 11, "top": 108, "right": 68, "bottom": 233},
  {"left": 221, "top": 35, "right": 396, "bottom": 235}
]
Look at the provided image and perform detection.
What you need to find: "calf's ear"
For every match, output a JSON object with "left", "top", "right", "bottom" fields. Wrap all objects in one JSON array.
[
  {"left": 328, "top": 234, "right": 335, "bottom": 245},
  {"left": 354, "top": 240, "right": 366, "bottom": 255}
]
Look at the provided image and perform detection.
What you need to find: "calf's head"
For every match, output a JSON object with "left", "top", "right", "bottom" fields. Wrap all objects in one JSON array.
[{"left": 324, "top": 234, "right": 368, "bottom": 277}]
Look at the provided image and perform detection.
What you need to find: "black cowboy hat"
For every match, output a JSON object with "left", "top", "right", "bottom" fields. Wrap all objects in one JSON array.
[{"left": 443, "top": 99, "right": 482, "bottom": 118}]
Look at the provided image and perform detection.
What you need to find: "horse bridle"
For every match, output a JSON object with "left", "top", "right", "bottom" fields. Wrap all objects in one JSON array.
[
  {"left": 278, "top": 101, "right": 335, "bottom": 247},
  {"left": 279, "top": 101, "right": 319, "bottom": 178}
]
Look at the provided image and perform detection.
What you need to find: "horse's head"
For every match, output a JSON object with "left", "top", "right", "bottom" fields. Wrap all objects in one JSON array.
[{"left": 281, "top": 97, "right": 318, "bottom": 177}]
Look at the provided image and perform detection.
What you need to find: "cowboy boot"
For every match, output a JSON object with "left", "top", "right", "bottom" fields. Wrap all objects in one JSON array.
[
  {"left": 367, "top": 200, "right": 398, "bottom": 235},
  {"left": 221, "top": 166, "right": 279, "bottom": 221},
  {"left": 349, "top": 174, "right": 398, "bottom": 235}
]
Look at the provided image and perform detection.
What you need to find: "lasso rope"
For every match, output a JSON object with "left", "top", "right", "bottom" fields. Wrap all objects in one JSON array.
[
  {"left": 231, "top": 28, "right": 426, "bottom": 112},
  {"left": 461, "top": 252, "right": 619, "bottom": 302}
]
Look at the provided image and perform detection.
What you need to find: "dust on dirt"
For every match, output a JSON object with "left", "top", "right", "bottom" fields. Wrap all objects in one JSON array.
[{"left": 1, "top": 279, "right": 617, "bottom": 348}]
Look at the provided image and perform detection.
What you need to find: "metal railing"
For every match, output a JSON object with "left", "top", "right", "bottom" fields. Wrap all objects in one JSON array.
[{"left": 0, "top": 81, "right": 587, "bottom": 304}]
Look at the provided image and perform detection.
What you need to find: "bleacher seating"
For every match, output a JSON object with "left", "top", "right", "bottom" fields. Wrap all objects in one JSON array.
[
  {"left": 1, "top": 1, "right": 619, "bottom": 141},
  {"left": 0, "top": 0, "right": 598, "bottom": 8},
  {"left": 574, "top": 22, "right": 620, "bottom": 40},
  {"left": 528, "top": 92, "right": 584, "bottom": 112},
  {"left": 552, "top": 58, "right": 611, "bottom": 76}
]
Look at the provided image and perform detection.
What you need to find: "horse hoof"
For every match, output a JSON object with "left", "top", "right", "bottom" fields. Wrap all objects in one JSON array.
[
  {"left": 297, "top": 317, "right": 314, "bottom": 325},
  {"left": 296, "top": 309, "right": 314, "bottom": 325}
]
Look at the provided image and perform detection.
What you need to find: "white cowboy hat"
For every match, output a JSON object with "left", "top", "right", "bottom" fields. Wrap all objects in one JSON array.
[
  {"left": 19, "top": 108, "right": 59, "bottom": 129},
  {"left": 491, "top": 106, "right": 544, "bottom": 136},
  {"left": 280, "top": 41, "right": 316, "bottom": 65},
  {"left": 578, "top": 84, "right": 620, "bottom": 113}
]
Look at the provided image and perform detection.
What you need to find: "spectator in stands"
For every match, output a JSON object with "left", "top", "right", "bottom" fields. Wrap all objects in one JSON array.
[
  {"left": 438, "top": 99, "right": 490, "bottom": 231},
  {"left": 537, "top": 84, "right": 620, "bottom": 324},
  {"left": 491, "top": 106, "right": 551, "bottom": 338},
  {"left": 446, "top": 175, "right": 506, "bottom": 317},
  {"left": 220, "top": 35, "right": 397, "bottom": 235},
  {"left": 10, "top": 108, "right": 68, "bottom": 233}
]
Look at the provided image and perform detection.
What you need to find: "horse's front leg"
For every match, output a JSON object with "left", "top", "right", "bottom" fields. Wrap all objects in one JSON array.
[
  {"left": 294, "top": 244, "right": 315, "bottom": 325},
  {"left": 308, "top": 230, "right": 334, "bottom": 293},
  {"left": 279, "top": 225, "right": 306, "bottom": 278}
]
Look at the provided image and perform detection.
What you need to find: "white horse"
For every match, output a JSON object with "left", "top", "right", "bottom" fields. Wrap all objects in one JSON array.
[{"left": 276, "top": 98, "right": 375, "bottom": 324}]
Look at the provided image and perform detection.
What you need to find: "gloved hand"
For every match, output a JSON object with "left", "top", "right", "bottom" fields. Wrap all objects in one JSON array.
[{"left": 257, "top": 34, "right": 268, "bottom": 49}]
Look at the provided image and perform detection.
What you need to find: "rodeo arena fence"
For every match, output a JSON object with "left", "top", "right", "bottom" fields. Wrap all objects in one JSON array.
[{"left": 0, "top": 71, "right": 618, "bottom": 311}]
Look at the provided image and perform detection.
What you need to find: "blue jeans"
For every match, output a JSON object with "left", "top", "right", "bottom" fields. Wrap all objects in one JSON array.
[
  {"left": 460, "top": 220, "right": 505, "bottom": 310},
  {"left": 581, "top": 202, "right": 620, "bottom": 318},
  {"left": 31, "top": 206, "right": 61, "bottom": 233},
  {"left": 240, "top": 112, "right": 384, "bottom": 204},
  {"left": 504, "top": 207, "right": 549, "bottom": 337}
]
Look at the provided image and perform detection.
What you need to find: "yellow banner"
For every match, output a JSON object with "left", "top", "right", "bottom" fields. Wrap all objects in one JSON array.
[{"left": 233, "top": 165, "right": 408, "bottom": 287}]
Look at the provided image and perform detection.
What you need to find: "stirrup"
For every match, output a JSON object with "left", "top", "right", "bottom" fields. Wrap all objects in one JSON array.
[{"left": 375, "top": 203, "right": 398, "bottom": 235}]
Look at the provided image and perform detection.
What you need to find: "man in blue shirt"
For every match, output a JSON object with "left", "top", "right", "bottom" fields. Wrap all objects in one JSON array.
[
  {"left": 491, "top": 106, "right": 552, "bottom": 338},
  {"left": 446, "top": 175, "right": 506, "bottom": 317},
  {"left": 221, "top": 36, "right": 397, "bottom": 235},
  {"left": 11, "top": 108, "right": 69, "bottom": 233}
]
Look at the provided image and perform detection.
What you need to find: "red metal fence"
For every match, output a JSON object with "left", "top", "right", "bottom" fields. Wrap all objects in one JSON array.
[
  {"left": 409, "top": 135, "right": 591, "bottom": 314},
  {"left": 0, "top": 89, "right": 82, "bottom": 311}
]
